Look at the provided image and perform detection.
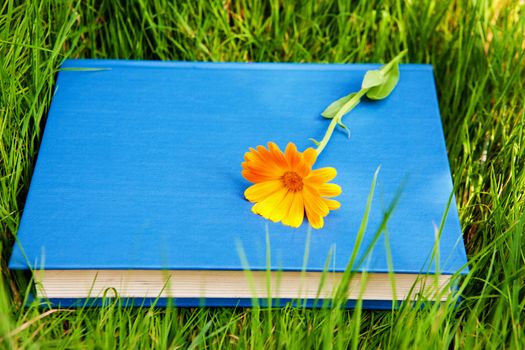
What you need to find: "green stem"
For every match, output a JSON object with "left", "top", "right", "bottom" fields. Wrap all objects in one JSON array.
[{"left": 315, "top": 89, "right": 367, "bottom": 155}]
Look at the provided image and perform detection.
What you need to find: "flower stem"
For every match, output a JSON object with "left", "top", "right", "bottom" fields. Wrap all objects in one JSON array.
[
  {"left": 314, "top": 50, "right": 406, "bottom": 156},
  {"left": 315, "top": 89, "right": 367, "bottom": 155}
]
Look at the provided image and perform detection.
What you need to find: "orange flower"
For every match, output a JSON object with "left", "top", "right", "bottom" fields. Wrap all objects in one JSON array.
[{"left": 242, "top": 142, "right": 342, "bottom": 229}]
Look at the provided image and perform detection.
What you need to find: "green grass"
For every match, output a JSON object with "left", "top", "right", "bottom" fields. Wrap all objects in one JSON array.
[{"left": 1, "top": 0, "right": 525, "bottom": 348}]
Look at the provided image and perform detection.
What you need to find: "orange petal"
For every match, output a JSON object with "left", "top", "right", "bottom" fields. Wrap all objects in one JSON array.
[
  {"left": 303, "top": 185, "right": 329, "bottom": 217},
  {"left": 295, "top": 164, "right": 310, "bottom": 178},
  {"left": 242, "top": 170, "right": 264, "bottom": 183},
  {"left": 304, "top": 198, "right": 324, "bottom": 229},
  {"left": 245, "top": 146, "right": 275, "bottom": 167},
  {"left": 242, "top": 170, "right": 279, "bottom": 183},
  {"left": 255, "top": 145, "right": 277, "bottom": 166},
  {"left": 283, "top": 193, "right": 304, "bottom": 228},
  {"left": 253, "top": 144, "right": 290, "bottom": 171},
  {"left": 323, "top": 198, "right": 341, "bottom": 210},
  {"left": 244, "top": 148, "right": 259, "bottom": 162},
  {"left": 245, "top": 147, "right": 270, "bottom": 164},
  {"left": 244, "top": 180, "right": 283, "bottom": 202},
  {"left": 318, "top": 183, "right": 342, "bottom": 197},
  {"left": 305, "top": 167, "right": 337, "bottom": 184},
  {"left": 302, "top": 148, "right": 317, "bottom": 168},
  {"left": 267, "top": 142, "right": 289, "bottom": 169},
  {"left": 242, "top": 161, "right": 282, "bottom": 178},
  {"left": 295, "top": 151, "right": 314, "bottom": 178},
  {"left": 285, "top": 143, "right": 301, "bottom": 170}
]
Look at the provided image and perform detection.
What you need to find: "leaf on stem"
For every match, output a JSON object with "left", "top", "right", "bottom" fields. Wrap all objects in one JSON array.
[
  {"left": 321, "top": 92, "right": 357, "bottom": 119},
  {"left": 366, "top": 63, "right": 400, "bottom": 100},
  {"left": 361, "top": 70, "right": 386, "bottom": 90},
  {"left": 364, "top": 50, "right": 406, "bottom": 100}
]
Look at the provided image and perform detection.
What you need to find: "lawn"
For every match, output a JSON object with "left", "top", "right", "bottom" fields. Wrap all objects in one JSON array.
[{"left": 1, "top": 0, "right": 524, "bottom": 348}]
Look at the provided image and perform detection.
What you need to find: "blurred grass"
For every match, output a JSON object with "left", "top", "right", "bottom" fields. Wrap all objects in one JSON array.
[{"left": 1, "top": 0, "right": 525, "bottom": 348}]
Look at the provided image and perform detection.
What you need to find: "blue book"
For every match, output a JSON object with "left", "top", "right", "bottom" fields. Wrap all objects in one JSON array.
[{"left": 9, "top": 59, "right": 468, "bottom": 308}]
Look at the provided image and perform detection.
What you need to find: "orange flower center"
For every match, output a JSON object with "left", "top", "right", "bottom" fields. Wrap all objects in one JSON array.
[{"left": 281, "top": 171, "right": 303, "bottom": 192}]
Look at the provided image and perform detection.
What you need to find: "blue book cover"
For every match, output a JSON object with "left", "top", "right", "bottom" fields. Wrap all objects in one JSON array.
[{"left": 9, "top": 59, "right": 468, "bottom": 308}]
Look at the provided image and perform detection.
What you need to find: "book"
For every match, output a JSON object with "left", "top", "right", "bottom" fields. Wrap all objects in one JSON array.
[{"left": 9, "top": 59, "right": 468, "bottom": 308}]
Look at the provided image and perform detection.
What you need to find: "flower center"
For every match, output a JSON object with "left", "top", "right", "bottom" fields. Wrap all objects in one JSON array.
[{"left": 281, "top": 171, "right": 303, "bottom": 192}]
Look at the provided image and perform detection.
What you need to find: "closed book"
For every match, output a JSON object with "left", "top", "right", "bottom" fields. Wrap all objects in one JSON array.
[{"left": 9, "top": 59, "right": 468, "bottom": 308}]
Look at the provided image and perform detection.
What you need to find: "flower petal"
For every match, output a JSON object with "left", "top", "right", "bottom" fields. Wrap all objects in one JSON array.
[
  {"left": 302, "top": 148, "right": 317, "bottom": 168},
  {"left": 243, "top": 144, "right": 286, "bottom": 183},
  {"left": 254, "top": 146, "right": 283, "bottom": 169},
  {"left": 305, "top": 167, "right": 337, "bottom": 184},
  {"left": 242, "top": 170, "right": 279, "bottom": 183},
  {"left": 303, "top": 185, "right": 329, "bottom": 217},
  {"left": 285, "top": 143, "right": 301, "bottom": 169},
  {"left": 283, "top": 192, "right": 304, "bottom": 228},
  {"left": 245, "top": 147, "right": 272, "bottom": 165},
  {"left": 268, "top": 142, "right": 289, "bottom": 169},
  {"left": 244, "top": 145, "right": 280, "bottom": 168},
  {"left": 242, "top": 161, "right": 282, "bottom": 179},
  {"left": 295, "top": 150, "right": 314, "bottom": 178},
  {"left": 269, "top": 190, "right": 294, "bottom": 223},
  {"left": 251, "top": 187, "right": 288, "bottom": 219},
  {"left": 318, "top": 183, "right": 342, "bottom": 197},
  {"left": 323, "top": 198, "right": 341, "bottom": 210},
  {"left": 244, "top": 180, "right": 283, "bottom": 202},
  {"left": 304, "top": 198, "right": 324, "bottom": 229},
  {"left": 244, "top": 148, "right": 260, "bottom": 162}
]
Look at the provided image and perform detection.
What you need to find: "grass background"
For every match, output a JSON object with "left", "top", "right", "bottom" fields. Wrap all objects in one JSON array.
[{"left": 1, "top": 0, "right": 524, "bottom": 348}]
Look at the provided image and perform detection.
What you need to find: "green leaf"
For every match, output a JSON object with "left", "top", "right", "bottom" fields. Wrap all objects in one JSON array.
[
  {"left": 321, "top": 93, "right": 356, "bottom": 119},
  {"left": 361, "top": 70, "right": 386, "bottom": 90},
  {"left": 366, "top": 63, "right": 400, "bottom": 100},
  {"left": 364, "top": 50, "right": 406, "bottom": 100}
]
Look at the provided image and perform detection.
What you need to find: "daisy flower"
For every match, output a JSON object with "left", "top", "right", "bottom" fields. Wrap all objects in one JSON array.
[{"left": 242, "top": 142, "right": 341, "bottom": 229}]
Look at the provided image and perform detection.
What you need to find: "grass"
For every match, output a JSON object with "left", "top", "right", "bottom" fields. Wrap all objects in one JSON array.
[{"left": 1, "top": 0, "right": 524, "bottom": 348}]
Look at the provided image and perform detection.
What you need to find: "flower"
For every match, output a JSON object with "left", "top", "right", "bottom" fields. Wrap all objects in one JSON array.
[{"left": 242, "top": 142, "right": 342, "bottom": 229}]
